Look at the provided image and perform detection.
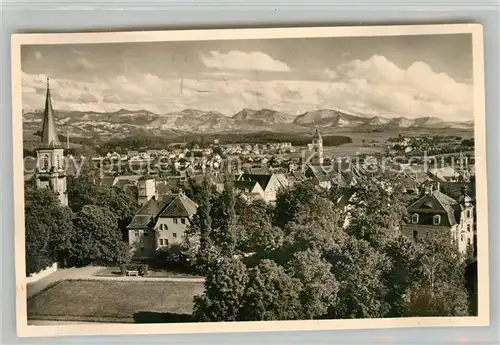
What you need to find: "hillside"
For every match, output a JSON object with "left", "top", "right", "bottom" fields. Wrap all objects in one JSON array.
[{"left": 23, "top": 107, "right": 473, "bottom": 139}]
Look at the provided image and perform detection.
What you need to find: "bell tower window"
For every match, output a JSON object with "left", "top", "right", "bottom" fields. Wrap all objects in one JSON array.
[{"left": 43, "top": 155, "right": 49, "bottom": 170}]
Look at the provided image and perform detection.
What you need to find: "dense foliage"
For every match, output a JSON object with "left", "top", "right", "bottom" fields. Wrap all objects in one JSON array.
[
  {"left": 186, "top": 173, "right": 473, "bottom": 321},
  {"left": 25, "top": 169, "right": 137, "bottom": 274},
  {"left": 24, "top": 187, "right": 75, "bottom": 275},
  {"left": 98, "top": 132, "right": 353, "bottom": 153}
]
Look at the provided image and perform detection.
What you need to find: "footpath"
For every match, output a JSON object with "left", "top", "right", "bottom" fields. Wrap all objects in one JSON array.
[{"left": 27, "top": 266, "right": 204, "bottom": 299}]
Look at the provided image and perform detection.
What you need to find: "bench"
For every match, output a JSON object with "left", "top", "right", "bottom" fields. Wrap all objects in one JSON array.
[{"left": 126, "top": 270, "right": 139, "bottom": 276}]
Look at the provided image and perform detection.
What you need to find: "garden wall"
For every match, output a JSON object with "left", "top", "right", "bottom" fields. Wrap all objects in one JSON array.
[{"left": 26, "top": 262, "right": 58, "bottom": 283}]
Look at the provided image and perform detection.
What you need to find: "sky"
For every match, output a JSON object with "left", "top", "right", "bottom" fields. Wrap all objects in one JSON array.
[{"left": 21, "top": 33, "right": 474, "bottom": 121}]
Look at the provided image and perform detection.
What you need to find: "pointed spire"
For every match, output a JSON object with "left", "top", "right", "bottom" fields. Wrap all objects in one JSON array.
[
  {"left": 314, "top": 127, "right": 322, "bottom": 139},
  {"left": 41, "top": 77, "right": 61, "bottom": 148}
]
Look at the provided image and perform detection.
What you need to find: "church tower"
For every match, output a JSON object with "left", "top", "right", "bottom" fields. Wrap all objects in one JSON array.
[
  {"left": 312, "top": 128, "right": 324, "bottom": 164},
  {"left": 35, "top": 78, "right": 68, "bottom": 206}
]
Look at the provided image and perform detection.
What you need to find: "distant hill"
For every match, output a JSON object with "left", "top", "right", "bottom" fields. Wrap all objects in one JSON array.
[{"left": 23, "top": 107, "right": 473, "bottom": 139}]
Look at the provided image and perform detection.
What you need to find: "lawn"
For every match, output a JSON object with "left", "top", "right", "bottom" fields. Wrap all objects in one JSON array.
[{"left": 27, "top": 280, "right": 204, "bottom": 323}]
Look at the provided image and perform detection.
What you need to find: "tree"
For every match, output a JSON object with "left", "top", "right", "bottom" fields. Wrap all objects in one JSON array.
[
  {"left": 24, "top": 186, "right": 75, "bottom": 275},
  {"left": 404, "top": 230, "right": 469, "bottom": 316},
  {"left": 186, "top": 174, "right": 215, "bottom": 272},
  {"left": 244, "top": 221, "right": 284, "bottom": 254},
  {"left": 289, "top": 194, "right": 346, "bottom": 251},
  {"left": 94, "top": 185, "right": 138, "bottom": 238},
  {"left": 273, "top": 181, "right": 316, "bottom": 228},
  {"left": 328, "top": 236, "right": 391, "bottom": 319},
  {"left": 240, "top": 260, "right": 302, "bottom": 321},
  {"left": 71, "top": 205, "right": 130, "bottom": 266},
  {"left": 346, "top": 176, "right": 408, "bottom": 251},
  {"left": 94, "top": 186, "right": 137, "bottom": 221},
  {"left": 288, "top": 249, "right": 339, "bottom": 319},
  {"left": 236, "top": 199, "right": 283, "bottom": 253},
  {"left": 67, "top": 174, "right": 98, "bottom": 213},
  {"left": 193, "top": 258, "right": 248, "bottom": 322},
  {"left": 383, "top": 235, "right": 425, "bottom": 317},
  {"left": 210, "top": 176, "right": 237, "bottom": 257}
]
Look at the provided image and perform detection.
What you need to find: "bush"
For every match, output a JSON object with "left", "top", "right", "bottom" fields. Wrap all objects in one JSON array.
[{"left": 139, "top": 264, "right": 149, "bottom": 276}]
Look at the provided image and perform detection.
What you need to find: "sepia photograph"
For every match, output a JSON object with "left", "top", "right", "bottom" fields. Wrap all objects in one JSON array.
[{"left": 11, "top": 24, "right": 489, "bottom": 337}]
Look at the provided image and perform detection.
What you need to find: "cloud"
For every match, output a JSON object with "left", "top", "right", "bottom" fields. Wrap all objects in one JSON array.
[
  {"left": 313, "top": 68, "right": 339, "bottom": 80},
  {"left": 21, "top": 54, "right": 473, "bottom": 122},
  {"left": 67, "top": 57, "right": 95, "bottom": 70},
  {"left": 328, "top": 55, "right": 473, "bottom": 121},
  {"left": 200, "top": 50, "right": 291, "bottom": 72}
]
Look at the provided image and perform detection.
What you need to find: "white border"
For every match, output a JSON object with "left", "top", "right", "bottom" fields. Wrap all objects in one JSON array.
[{"left": 11, "top": 23, "right": 489, "bottom": 338}]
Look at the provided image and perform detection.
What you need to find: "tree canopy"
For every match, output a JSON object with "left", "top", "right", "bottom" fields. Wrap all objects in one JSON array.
[{"left": 24, "top": 186, "right": 75, "bottom": 275}]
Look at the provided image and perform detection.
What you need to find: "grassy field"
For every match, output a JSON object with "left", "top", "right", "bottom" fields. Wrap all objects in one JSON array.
[{"left": 27, "top": 280, "right": 204, "bottom": 323}]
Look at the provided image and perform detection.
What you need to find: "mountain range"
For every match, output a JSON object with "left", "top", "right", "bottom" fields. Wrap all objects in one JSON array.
[{"left": 22, "top": 107, "right": 474, "bottom": 139}]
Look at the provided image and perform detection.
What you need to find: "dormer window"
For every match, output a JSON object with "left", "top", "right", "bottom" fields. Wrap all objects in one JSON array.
[
  {"left": 433, "top": 215, "right": 441, "bottom": 225},
  {"left": 411, "top": 213, "right": 419, "bottom": 224},
  {"left": 466, "top": 210, "right": 471, "bottom": 218}
]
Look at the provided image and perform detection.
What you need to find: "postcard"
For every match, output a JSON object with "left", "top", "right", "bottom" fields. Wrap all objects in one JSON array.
[{"left": 11, "top": 24, "right": 489, "bottom": 337}]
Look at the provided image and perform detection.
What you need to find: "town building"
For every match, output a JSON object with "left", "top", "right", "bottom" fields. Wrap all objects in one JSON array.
[
  {"left": 428, "top": 166, "right": 462, "bottom": 182},
  {"left": 35, "top": 78, "right": 68, "bottom": 206},
  {"left": 234, "top": 180, "right": 265, "bottom": 202},
  {"left": 127, "top": 189, "right": 198, "bottom": 258},
  {"left": 402, "top": 182, "right": 474, "bottom": 254},
  {"left": 235, "top": 173, "right": 289, "bottom": 203}
]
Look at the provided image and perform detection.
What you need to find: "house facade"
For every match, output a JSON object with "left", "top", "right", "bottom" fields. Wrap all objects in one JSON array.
[
  {"left": 127, "top": 188, "right": 198, "bottom": 258},
  {"left": 402, "top": 184, "right": 474, "bottom": 254}
]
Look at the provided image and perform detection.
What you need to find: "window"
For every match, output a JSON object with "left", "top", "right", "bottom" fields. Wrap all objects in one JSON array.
[
  {"left": 413, "top": 230, "right": 418, "bottom": 239},
  {"left": 425, "top": 231, "right": 429, "bottom": 238},
  {"left": 43, "top": 155, "right": 49, "bottom": 170},
  {"left": 411, "top": 214, "right": 419, "bottom": 224},
  {"left": 164, "top": 239, "right": 169, "bottom": 246},
  {"left": 467, "top": 224, "right": 471, "bottom": 232},
  {"left": 144, "top": 230, "right": 148, "bottom": 237},
  {"left": 460, "top": 234, "right": 464, "bottom": 241},
  {"left": 160, "top": 224, "right": 168, "bottom": 231},
  {"left": 56, "top": 155, "right": 61, "bottom": 169},
  {"left": 173, "top": 218, "right": 178, "bottom": 224},
  {"left": 181, "top": 218, "right": 186, "bottom": 224},
  {"left": 433, "top": 215, "right": 441, "bottom": 225},
  {"left": 173, "top": 233, "right": 177, "bottom": 238},
  {"left": 466, "top": 210, "right": 471, "bottom": 218},
  {"left": 467, "top": 238, "right": 471, "bottom": 246}
]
